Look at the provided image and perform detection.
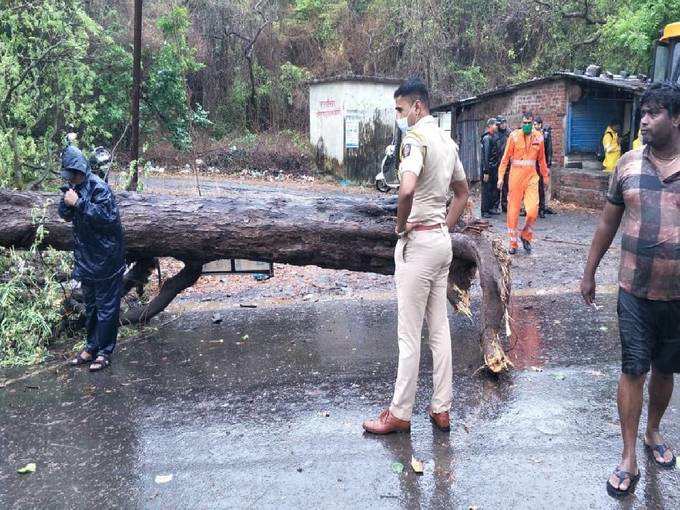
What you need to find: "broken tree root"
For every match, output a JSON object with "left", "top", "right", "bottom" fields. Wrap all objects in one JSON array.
[
  {"left": 121, "top": 260, "right": 203, "bottom": 325},
  {"left": 448, "top": 230, "right": 513, "bottom": 374}
]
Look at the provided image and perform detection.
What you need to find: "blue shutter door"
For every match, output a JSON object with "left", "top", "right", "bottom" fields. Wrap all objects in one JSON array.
[{"left": 569, "top": 98, "right": 624, "bottom": 153}]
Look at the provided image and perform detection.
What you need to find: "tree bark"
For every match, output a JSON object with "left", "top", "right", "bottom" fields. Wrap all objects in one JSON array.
[{"left": 0, "top": 188, "right": 512, "bottom": 373}]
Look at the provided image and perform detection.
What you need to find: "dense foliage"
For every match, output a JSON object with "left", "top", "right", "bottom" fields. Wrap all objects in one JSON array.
[
  {"left": 2, "top": 0, "right": 679, "bottom": 187},
  {"left": 0, "top": 206, "right": 73, "bottom": 366}
]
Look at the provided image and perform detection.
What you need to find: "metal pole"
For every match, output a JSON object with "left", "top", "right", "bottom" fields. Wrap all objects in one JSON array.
[{"left": 127, "top": 0, "right": 142, "bottom": 191}]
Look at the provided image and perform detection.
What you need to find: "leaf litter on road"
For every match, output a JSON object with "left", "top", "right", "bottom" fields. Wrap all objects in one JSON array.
[
  {"left": 17, "top": 462, "right": 36, "bottom": 474},
  {"left": 411, "top": 456, "right": 424, "bottom": 475},
  {"left": 155, "top": 474, "right": 173, "bottom": 484}
]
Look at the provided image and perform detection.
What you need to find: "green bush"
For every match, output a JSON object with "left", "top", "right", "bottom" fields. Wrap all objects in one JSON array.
[{"left": 0, "top": 206, "right": 73, "bottom": 366}]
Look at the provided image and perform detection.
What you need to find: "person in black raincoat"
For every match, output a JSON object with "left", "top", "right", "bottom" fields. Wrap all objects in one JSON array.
[
  {"left": 533, "top": 116, "right": 555, "bottom": 217},
  {"left": 480, "top": 118, "right": 500, "bottom": 218},
  {"left": 59, "top": 145, "right": 125, "bottom": 371},
  {"left": 493, "top": 116, "right": 511, "bottom": 212}
]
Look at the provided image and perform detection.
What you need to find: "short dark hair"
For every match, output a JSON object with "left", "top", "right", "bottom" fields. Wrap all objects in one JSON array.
[
  {"left": 610, "top": 118, "right": 621, "bottom": 127},
  {"left": 523, "top": 111, "right": 533, "bottom": 120},
  {"left": 534, "top": 115, "right": 543, "bottom": 124},
  {"left": 394, "top": 78, "right": 430, "bottom": 109},
  {"left": 641, "top": 82, "right": 680, "bottom": 119}
]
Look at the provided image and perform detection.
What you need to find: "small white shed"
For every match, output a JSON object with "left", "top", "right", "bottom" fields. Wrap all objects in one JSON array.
[{"left": 309, "top": 76, "right": 401, "bottom": 181}]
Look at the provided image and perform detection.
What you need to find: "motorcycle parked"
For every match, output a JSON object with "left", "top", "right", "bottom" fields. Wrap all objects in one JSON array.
[
  {"left": 375, "top": 125, "right": 402, "bottom": 193},
  {"left": 64, "top": 132, "right": 112, "bottom": 182}
]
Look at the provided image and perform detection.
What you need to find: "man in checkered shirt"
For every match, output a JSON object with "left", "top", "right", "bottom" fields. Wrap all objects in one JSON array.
[{"left": 581, "top": 82, "right": 680, "bottom": 498}]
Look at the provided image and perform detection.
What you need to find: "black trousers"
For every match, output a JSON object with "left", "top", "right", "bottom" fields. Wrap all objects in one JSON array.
[
  {"left": 618, "top": 288, "right": 680, "bottom": 375},
  {"left": 538, "top": 174, "right": 546, "bottom": 212},
  {"left": 481, "top": 166, "right": 499, "bottom": 213},
  {"left": 82, "top": 271, "right": 123, "bottom": 358}
]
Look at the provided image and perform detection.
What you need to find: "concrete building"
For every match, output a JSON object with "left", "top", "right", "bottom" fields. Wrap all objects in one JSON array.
[
  {"left": 309, "top": 76, "right": 400, "bottom": 181},
  {"left": 432, "top": 72, "right": 648, "bottom": 206}
]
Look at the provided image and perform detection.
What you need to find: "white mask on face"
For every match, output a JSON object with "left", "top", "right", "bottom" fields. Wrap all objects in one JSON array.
[
  {"left": 396, "top": 116, "right": 410, "bottom": 134},
  {"left": 396, "top": 102, "right": 417, "bottom": 134}
]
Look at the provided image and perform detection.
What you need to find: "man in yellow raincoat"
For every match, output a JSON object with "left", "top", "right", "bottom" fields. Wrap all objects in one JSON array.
[
  {"left": 632, "top": 128, "right": 643, "bottom": 150},
  {"left": 602, "top": 120, "right": 622, "bottom": 173}
]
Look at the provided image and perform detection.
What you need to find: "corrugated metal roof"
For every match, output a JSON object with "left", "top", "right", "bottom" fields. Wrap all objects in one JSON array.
[{"left": 432, "top": 72, "right": 648, "bottom": 112}]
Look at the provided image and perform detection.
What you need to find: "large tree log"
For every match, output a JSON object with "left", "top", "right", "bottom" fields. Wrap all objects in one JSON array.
[{"left": 0, "top": 188, "right": 512, "bottom": 373}]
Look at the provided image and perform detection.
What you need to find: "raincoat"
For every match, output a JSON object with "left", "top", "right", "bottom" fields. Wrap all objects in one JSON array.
[
  {"left": 498, "top": 128, "right": 549, "bottom": 250},
  {"left": 602, "top": 126, "right": 621, "bottom": 173},
  {"left": 58, "top": 146, "right": 125, "bottom": 281},
  {"left": 632, "top": 129, "right": 643, "bottom": 150},
  {"left": 58, "top": 145, "right": 125, "bottom": 358}
]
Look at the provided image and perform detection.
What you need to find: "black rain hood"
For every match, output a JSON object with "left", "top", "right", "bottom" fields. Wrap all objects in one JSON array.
[
  {"left": 58, "top": 147, "right": 125, "bottom": 281},
  {"left": 61, "top": 145, "right": 90, "bottom": 178}
]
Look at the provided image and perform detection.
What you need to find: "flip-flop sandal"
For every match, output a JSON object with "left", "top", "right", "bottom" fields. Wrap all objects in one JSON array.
[
  {"left": 69, "top": 351, "right": 94, "bottom": 366},
  {"left": 606, "top": 467, "right": 640, "bottom": 499},
  {"left": 645, "top": 442, "right": 677, "bottom": 468},
  {"left": 89, "top": 355, "right": 110, "bottom": 372}
]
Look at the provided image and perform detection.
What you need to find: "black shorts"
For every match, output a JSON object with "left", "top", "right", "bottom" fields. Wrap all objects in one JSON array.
[{"left": 618, "top": 288, "right": 680, "bottom": 376}]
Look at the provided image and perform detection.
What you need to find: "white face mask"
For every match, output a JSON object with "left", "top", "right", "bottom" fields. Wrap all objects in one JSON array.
[
  {"left": 396, "top": 116, "right": 410, "bottom": 134},
  {"left": 396, "top": 102, "right": 417, "bottom": 133}
]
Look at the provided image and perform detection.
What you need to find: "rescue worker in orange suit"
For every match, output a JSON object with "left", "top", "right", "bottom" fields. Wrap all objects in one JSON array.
[{"left": 497, "top": 111, "right": 549, "bottom": 254}]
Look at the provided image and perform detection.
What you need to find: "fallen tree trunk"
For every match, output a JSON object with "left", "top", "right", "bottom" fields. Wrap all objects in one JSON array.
[{"left": 0, "top": 188, "right": 512, "bottom": 373}]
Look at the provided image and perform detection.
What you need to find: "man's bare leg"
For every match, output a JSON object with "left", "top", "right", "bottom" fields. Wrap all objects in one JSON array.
[
  {"left": 644, "top": 367, "right": 675, "bottom": 464},
  {"left": 609, "top": 373, "right": 645, "bottom": 490}
]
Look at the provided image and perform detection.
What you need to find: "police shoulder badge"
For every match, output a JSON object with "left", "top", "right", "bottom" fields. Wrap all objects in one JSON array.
[{"left": 401, "top": 143, "right": 411, "bottom": 158}]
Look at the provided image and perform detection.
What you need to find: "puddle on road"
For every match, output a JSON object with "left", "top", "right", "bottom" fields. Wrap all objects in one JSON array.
[{"left": 4, "top": 291, "right": 675, "bottom": 510}]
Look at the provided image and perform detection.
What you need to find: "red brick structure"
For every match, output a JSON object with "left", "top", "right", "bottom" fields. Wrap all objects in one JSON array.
[
  {"left": 454, "top": 80, "right": 569, "bottom": 168},
  {"left": 432, "top": 72, "right": 646, "bottom": 200}
]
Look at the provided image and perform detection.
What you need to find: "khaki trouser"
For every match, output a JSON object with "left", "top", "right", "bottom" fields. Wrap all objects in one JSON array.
[{"left": 389, "top": 226, "right": 453, "bottom": 421}]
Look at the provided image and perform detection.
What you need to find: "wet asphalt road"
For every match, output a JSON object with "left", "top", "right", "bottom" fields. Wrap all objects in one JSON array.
[
  {"left": 2, "top": 290, "right": 680, "bottom": 509},
  {"left": 1, "top": 182, "right": 677, "bottom": 509}
]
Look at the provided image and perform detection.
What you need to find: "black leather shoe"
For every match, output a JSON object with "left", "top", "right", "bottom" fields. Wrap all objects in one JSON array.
[
  {"left": 522, "top": 238, "right": 532, "bottom": 253},
  {"left": 545, "top": 207, "right": 556, "bottom": 215},
  {"left": 508, "top": 247, "right": 517, "bottom": 255}
]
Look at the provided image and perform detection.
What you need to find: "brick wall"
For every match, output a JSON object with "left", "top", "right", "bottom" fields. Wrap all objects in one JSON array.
[{"left": 456, "top": 79, "right": 569, "bottom": 167}]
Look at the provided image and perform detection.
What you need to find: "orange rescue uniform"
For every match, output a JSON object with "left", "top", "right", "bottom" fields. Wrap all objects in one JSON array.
[{"left": 498, "top": 129, "right": 549, "bottom": 249}]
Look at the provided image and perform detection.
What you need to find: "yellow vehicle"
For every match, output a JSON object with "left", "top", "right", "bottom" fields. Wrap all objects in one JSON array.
[{"left": 652, "top": 22, "right": 680, "bottom": 83}]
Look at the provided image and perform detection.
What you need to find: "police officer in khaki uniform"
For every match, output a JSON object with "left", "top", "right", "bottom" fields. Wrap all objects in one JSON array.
[{"left": 363, "top": 78, "right": 470, "bottom": 434}]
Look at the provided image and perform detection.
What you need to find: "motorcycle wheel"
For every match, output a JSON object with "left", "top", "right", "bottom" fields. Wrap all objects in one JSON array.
[{"left": 376, "top": 179, "right": 390, "bottom": 193}]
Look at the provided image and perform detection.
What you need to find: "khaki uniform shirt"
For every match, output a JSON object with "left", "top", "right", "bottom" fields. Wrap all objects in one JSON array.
[{"left": 398, "top": 115, "right": 467, "bottom": 225}]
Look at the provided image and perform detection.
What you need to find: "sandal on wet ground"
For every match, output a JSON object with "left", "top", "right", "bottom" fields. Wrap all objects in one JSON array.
[
  {"left": 606, "top": 467, "right": 640, "bottom": 499},
  {"left": 645, "top": 442, "right": 677, "bottom": 468},
  {"left": 89, "top": 355, "right": 110, "bottom": 372},
  {"left": 69, "top": 350, "right": 93, "bottom": 366}
]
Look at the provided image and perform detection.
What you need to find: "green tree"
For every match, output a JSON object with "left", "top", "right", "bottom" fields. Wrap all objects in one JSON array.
[
  {"left": 599, "top": 0, "right": 680, "bottom": 73},
  {"left": 143, "top": 6, "right": 209, "bottom": 151},
  {"left": 0, "top": 0, "right": 130, "bottom": 189}
]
